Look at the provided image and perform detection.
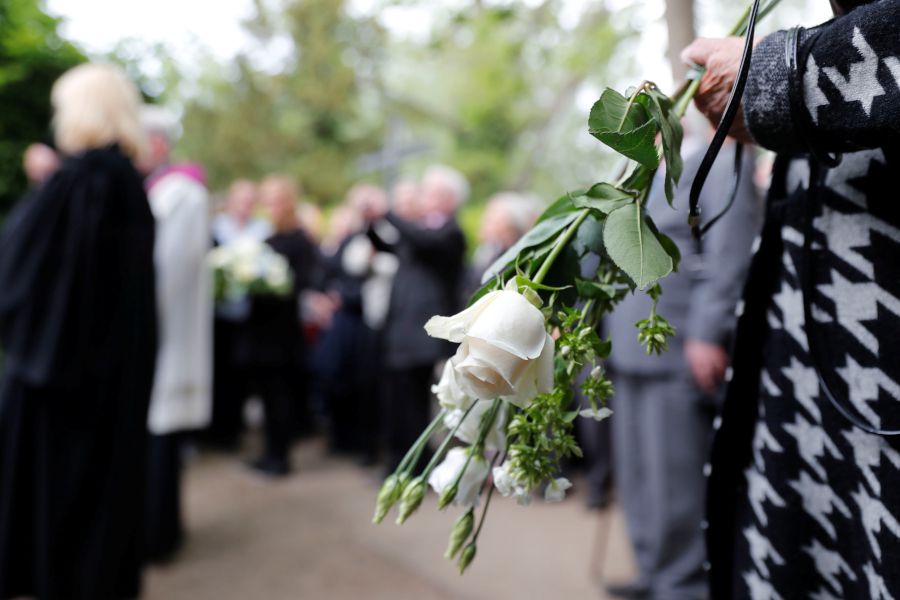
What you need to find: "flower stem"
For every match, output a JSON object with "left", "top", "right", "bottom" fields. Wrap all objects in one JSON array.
[
  {"left": 532, "top": 209, "right": 591, "bottom": 286},
  {"left": 421, "top": 402, "right": 478, "bottom": 478},
  {"left": 448, "top": 399, "right": 503, "bottom": 493},
  {"left": 472, "top": 462, "right": 500, "bottom": 542},
  {"left": 396, "top": 409, "right": 448, "bottom": 476}
]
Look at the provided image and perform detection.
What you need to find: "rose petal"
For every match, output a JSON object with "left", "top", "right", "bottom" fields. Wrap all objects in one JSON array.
[
  {"left": 432, "top": 357, "right": 473, "bottom": 411},
  {"left": 465, "top": 291, "right": 547, "bottom": 359},
  {"left": 424, "top": 291, "right": 502, "bottom": 343},
  {"left": 534, "top": 333, "right": 555, "bottom": 394},
  {"left": 501, "top": 334, "right": 555, "bottom": 408},
  {"left": 465, "top": 337, "right": 531, "bottom": 389}
]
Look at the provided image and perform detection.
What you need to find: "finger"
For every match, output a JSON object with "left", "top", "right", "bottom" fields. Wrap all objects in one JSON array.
[{"left": 680, "top": 38, "right": 720, "bottom": 68}]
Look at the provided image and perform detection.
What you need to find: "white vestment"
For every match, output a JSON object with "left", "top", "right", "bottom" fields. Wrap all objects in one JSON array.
[{"left": 147, "top": 173, "right": 213, "bottom": 435}]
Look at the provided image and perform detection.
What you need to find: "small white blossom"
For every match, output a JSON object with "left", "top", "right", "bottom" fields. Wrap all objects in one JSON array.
[
  {"left": 579, "top": 407, "right": 613, "bottom": 421},
  {"left": 544, "top": 477, "right": 572, "bottom": 503},
  {"left": 428, "top": 447, "right": 489, "bottom": 508}
]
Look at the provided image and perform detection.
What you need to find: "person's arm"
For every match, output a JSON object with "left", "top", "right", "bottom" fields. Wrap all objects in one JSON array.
[
  {"left": 684, "top": 146, "right": 762, "bottom": 393},
  {"left": 684, "top": 0, "right": 900, "bottom": 152}
]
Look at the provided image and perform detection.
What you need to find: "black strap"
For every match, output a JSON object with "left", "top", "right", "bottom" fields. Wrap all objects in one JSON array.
[{"left": 688, "top": 0, "right": 762, "bottom": 241}]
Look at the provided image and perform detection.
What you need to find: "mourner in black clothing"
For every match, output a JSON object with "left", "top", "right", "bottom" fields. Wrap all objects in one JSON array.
[
  {"left": 239, "top": 175, "right": 318, "bottom": 477},
  {"left": 367, "top": 166, "right": 468, "bottom": 470},
  {"left": 0, "top": 64, "right": 157, "bottom": 600}
]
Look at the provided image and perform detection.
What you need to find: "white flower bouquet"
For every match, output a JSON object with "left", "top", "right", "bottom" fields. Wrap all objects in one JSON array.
[
  {"left": 372, "top": 1, "right": 777, "bottom": 574},
  {"left": 208, "top": 238, "right": 293, "bottom": 302}
]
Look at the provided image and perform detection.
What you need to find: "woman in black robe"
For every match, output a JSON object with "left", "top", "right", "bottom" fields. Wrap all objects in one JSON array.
[{"left": 0, "top": 64, "right": 157, "bottom": 600}]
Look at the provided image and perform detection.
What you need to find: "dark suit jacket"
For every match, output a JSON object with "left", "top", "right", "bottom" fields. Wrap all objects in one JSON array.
[
  {"left": 369, "top": 212, "right": 466, "bottom": 370},
  {"left": 607, "top": 143, "right": 763, "bottom": 376}
]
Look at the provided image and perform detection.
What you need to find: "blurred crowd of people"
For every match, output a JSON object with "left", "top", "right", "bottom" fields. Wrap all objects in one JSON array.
[{"left": 0, "top": 62, "right": 764, "bottom": 600}]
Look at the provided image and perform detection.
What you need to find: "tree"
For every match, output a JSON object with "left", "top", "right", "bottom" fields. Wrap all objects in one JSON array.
[
  {"left": 0, "top": 0, "right": 84, "bottom": 214},
  {"left": 176, "top": 0, "right": 385, "bottom": 204}
]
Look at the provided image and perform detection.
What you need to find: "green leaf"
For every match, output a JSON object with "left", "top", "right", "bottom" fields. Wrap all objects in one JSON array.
[
  {"left": 571, "top": 183, "right": 635, "bottom": 214},
  {"left": 590, "top": 336, "right": 612, "bottom": 358},
  {"left": 481, "top": 211, "right": 581, "bottom": 284},
  {"left": 588, "top": 88, "right": 660, "bottom": 168},
  {"left": 535, "top": 192, "right": 579, "bottom": 224},
  {"left": 573, "top": 214, "right": 604, "bottom": 256},
  {"left": 575, "top": 279, "right": 617, "bottom": 300},
  {"left": 603, "top": 203, "right": 674, "bottom": 290},
  {"left": 646, "top": 217, "right": 681, "bottom": 272},
  {"left": 637, "top": 86, "right": 684, "bottom": 206}
]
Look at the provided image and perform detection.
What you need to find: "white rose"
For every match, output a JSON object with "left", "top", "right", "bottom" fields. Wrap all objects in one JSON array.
[
  {"left": 425, "top": 290, "right": 554, "bottom": 408},
  {"left": 444, "top": 400, "right": 507, "bottom": 451},
  {"left": 432, "top": 359, "right": 473, "bottom": 412},
  {"left": 428, "top": 447, "right": 490, "bottom": 508},
  {"left": 544, "top": 477, "right": 572, "bottom": 503}
]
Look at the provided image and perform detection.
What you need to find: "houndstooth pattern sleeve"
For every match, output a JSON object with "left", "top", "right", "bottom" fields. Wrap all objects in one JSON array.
[{"left": 744, "top": 0, "right": 900, "bottom": 155}]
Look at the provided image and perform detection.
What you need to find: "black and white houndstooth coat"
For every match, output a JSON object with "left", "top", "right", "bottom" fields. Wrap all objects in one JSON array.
[{"left": 706, "top": 1, "right": 900, "bottom": 598}]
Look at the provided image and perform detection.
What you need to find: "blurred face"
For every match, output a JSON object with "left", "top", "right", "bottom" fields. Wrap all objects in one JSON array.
[
  {"left": 227, "top": 181, "right": 257, "bottom": 223},
  {"left": 137, "top": 132, "right": 170, "bottom": 175},
  {"left": 23, "top": 144, "right": 59, "bottom": 185},
  {"left": 391, "top": 181, "right": 420, "bottom": 221},
  {"left": 420, "top": 175, "right": 456, "bottom": 218},
  {"left": 259, "top": 180, "right": 297, "bottom": 232},
  {"left": 479, "top": 201, "right": 519, "bottom": 248}
]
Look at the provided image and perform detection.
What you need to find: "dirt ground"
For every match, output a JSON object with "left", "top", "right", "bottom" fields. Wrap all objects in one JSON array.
[{"left": 144, "top": 437, "right": 636, "bottom": 600}]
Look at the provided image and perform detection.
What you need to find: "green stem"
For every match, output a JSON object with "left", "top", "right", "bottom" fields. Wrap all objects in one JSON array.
[
  {"left": 397, "top": 409, "right": 448, "bottom": 475},
  {"left": 449, "top": 399, "right": 503, "bottom": 491},
  {"left": 532, "top": 209, "right": 590, "bottom": 286},
  {"left": 472, "top": 466, "right": 499, "bottom": 541},
  {"left": 421, "top": 402, "right": 479, "bottom": 478}
]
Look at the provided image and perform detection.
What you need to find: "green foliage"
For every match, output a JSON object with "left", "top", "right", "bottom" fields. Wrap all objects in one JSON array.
[
  {"left": 588, "top": 88, "right": 659, "bottom": 169},
  {"left": 0, "top": 0, "right": 84, "bottom": 214},
  {"left": 175, "top": 0, "right": 385, "bottom": 202},
  {"left": 603, "top": 201, "right": 674, "bottom": 290}
]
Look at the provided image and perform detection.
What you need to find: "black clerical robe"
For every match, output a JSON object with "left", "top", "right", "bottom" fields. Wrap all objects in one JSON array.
[{"left": 0, "top": 147, "right": 157, "bottom": 600}]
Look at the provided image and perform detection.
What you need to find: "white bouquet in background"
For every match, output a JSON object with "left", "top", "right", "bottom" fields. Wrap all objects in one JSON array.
[{"left": 208, "top": 238, "right": 293, "bottom": 302}]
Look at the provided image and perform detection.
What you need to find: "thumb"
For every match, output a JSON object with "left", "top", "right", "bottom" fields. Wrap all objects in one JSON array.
[{"left": 680, "top": 37, "right": 719, "bottom": 68}]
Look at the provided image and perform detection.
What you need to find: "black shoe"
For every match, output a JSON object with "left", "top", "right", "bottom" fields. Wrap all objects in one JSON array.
[
  {"left": 246, "top": 456, "right": 291, "bottom": 478},
  {"left": 606, "top": 581, "right": 651, "bottom": 599}
]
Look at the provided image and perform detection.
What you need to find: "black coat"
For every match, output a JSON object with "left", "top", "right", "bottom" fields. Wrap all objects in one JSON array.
[
  {"left": 234, "top": 228, "right": 317, "bottom": 369},
  {"left": 369, "top": 213, "right": 466, "bottom": 370},
  {"left": 0, "top": 147, "right": 158, "bottom": 600}
]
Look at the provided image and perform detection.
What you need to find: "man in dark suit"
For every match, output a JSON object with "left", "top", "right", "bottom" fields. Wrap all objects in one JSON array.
[
  {"left": 606, "top": 140, "right": 762, "bottom": 600},
  {"left": 367, "top": 166, "right": 468, "bottom": 470}
]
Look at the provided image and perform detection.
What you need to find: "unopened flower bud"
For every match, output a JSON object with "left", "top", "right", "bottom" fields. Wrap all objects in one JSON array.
[
  {"left": 396, "top": 476, "right": 426, "bottom": 524},
  {"left": 372, "top": 474, "right": 402, "bottom": 524},
  {"left": 578, "top": 327, "right": 592, "bottom": 339},
  {"left": 458, "top": 542, "right": 477, "bottom": 574},
  {"left": 590, "top": 365, "right": 603, "bottom": 380},
  {"left": 438, "top": 482, "right": 458, "bottom": 510},
  {"left": 560, "top": 345, "right": 571, "bottom": 357},
  {"left": 444, "top": 509, "right": 475, "bottom": 559}
]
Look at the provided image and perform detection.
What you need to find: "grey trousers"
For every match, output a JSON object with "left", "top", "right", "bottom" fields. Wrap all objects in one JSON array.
[{"left": 611, "top": 371, "right": 714, "bottom": 600}]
